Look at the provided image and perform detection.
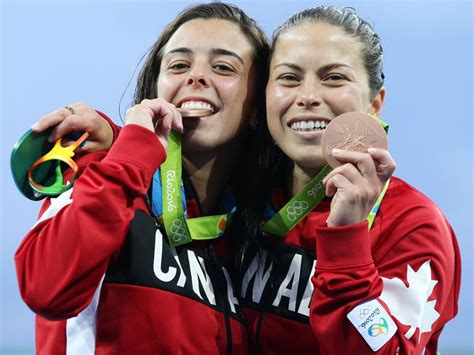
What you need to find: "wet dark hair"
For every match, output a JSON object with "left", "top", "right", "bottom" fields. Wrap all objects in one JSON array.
[{"left": 272, "top": 6, "right": 384, "bottom": 96}]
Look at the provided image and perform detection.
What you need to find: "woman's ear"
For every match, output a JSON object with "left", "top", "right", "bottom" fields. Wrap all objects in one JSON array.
[{"left": 369, "top": 87, "right": 385, "bottom": 116}]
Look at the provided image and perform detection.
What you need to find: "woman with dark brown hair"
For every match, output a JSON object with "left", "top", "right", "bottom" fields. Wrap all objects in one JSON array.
[
  {"left": 236, "top": 6, "right": 460, "bottom": 354},
  {"left": 15, "top": 3, "right": 269, "bottom": 353}
]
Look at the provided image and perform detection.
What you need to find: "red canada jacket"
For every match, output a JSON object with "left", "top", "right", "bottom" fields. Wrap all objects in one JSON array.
[
  {"left": 15, "top": 123, "right": 247, "bottom": 354},
  {"left": 237, "top": 178, "right": 461, "bottom": 354}
]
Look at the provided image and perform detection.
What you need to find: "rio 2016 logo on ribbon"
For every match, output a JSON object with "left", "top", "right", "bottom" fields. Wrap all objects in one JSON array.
[
  {"left": 368, "top": 317, "right": 389, "bottom": 337},
  {"left": 165, "top": 170, "right": 177, "bottom": 212},
  {"left": 286, "top": 201, "right": 309, "bottom": 221}
]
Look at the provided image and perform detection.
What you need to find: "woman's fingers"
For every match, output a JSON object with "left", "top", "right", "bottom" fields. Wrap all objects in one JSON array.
[
  {"left": 325, "top": 172, "right": 353, "bottom": 197},
  {"left": 171, "top": 109, "right": 184, "bottom": 132},
  {"left": 323, "top": 148, "right": 396, "bottom": 184},
  {"left": 49, "top": 114, "right": 89, "bottom": 142},
  {"left": 125, "top": 98, "right": 182, "bottom": 150},
  {"left": 32, "top": 103, "right": 114, "bottom": 152},
  {"left": 367, "top": 148, "right": 397, "bottom": 182},
  {"left": 322, "top": 148, "right": 397, "bottom": 227},
  {"left": 330, "top": 149, "right": 377, "bottom": 177},
  {"left": 323, "top": 163, "right": 364, "bottom": 195},
  {"left": 31, "top": 108, "right": 70, "bottom": 133}
]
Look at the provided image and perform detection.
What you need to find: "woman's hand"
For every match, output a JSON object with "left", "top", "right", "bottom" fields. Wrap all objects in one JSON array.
[
  {"left": 322, "top": 148, "right": 396, "bottom": 227},
  {"left": 124, "top": 98, "right": 183, "bottom": 150},
  {"left": 31, "top": 103, "right": 114, "bottom": 153}
]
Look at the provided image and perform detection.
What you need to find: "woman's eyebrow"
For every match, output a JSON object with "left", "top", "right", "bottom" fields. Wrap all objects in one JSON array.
[
  {"left": 163, "top": 47, "right": 244, "bottom": 65},
  {"left": 272, "top": 62, "right": 302, "bottom": 71},
  {"left": 210, "top": 48, "right": 244, "bottom": 64},
  {"left": 164, "top": 47, "right": 192, "bottom": 57},
  {"left": 318, "top": 63, "right": 353, "bottom": 72}
]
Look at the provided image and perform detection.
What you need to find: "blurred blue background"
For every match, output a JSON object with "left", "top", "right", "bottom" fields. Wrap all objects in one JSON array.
[{"left": 1, "top": 0, "right": 472, "bottom": 353}]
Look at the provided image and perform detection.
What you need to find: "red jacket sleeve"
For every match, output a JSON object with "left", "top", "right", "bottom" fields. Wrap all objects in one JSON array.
[
  {"left": 309, "top": 184, "right": 460, "bottom": 354},
  {"left": 96, "top": 109, "right": 122, "bottom": 142},
  {"left": 15, "top": 124, "right": 166, "bottom": 320}
]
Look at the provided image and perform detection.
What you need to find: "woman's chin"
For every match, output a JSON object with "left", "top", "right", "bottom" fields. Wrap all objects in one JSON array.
[{"left": 290, "top": 154, "right": 328, "bottom": 172}]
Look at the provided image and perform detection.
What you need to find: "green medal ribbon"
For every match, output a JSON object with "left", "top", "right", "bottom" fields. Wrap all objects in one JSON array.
[
  {"left": 160, "top": 130, "right": 230, "bottom": 247},
  {"left": 367, "top": 179, "right": 390, "bottom": 230},
  {"left": 262, "top": 115, "right": 390, "bottom": 236},
  {"left": 161, "top": 130, "right": 193, "bottom": 246},
  {"left": 262, "top": 165, "right": 331, "bottom": 236},
  {"left": 187, "top": 214, "right": 230, "bottom": 240},
  {"left": 161, "top": 115, "right": 389, "bottom": 244}
]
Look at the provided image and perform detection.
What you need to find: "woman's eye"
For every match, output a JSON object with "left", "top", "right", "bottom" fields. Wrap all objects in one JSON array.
[
  {"left": 324, "top": 73, "right": 346, "bottom": 82},
  {"left": 213, "top": 63, "right": 235, "bottom": 73},
  {"left": 278, "top": 74, "right": 299, "bottom": 82},
  {"left": 168, "top": 62, "right": 189, "bottom": 71}
]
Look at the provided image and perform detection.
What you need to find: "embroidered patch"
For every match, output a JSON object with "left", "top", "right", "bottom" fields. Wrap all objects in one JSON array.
[{"left": 347, "top": 299, "right": 397, "bottom": 351}]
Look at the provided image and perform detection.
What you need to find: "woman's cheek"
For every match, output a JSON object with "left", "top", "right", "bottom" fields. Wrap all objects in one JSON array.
[
  {"left": 267, "top": 83, "right": 288, "bottom": 101},
  {"left": 219, "top": 77, "right": 241, "bottom": 94},
  {"left": 266, "top": 84, "right": 291, "bottom": 118},
  {"left": 328, "top": 86, "right": 369, "bottom": 114},
  {"left": 156, "top": 75, "right": 179, "bottom": 101}
]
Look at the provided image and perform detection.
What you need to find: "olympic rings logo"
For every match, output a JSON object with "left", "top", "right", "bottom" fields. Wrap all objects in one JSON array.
[
  {"left": 170, "top": 218, "right": 188, "bottom": 243},
  {"left": 286, "top": 201, "right": 309, "bottom": 221},
  {"left": 359, "top": 305, "right": 372, "bottom": 319}
]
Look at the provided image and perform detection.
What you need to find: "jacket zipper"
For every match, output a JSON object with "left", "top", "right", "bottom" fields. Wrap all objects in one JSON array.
[
  {"left": 208, "top": 245, "right": 233, "bottom": 355},
  {"left": 152, "top": 170, "right": 234, "bottom": 353},
  {"left": 255, "top": 309, "right": 266, "bottom": 353}
]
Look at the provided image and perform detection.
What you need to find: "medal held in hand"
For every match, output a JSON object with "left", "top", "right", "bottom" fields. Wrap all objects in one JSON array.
[
  {"left": 321, "top": 112, "right": 388, "bottom": 169},
  {"left": 177, "top": 107, "right": 213, "bottom": 118}
]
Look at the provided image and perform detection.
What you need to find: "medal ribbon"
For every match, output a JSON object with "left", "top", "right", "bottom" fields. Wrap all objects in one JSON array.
[
  {"left": 160, "top": 130, "right": 230, "bottom": 247},
  {"left": 160, "top": 115, "right": 389, "bottom": 244}
]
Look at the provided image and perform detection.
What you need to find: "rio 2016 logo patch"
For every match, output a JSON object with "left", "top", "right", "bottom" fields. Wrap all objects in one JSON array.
[{"left": 347, "top": 299, "right": 397, "bottom": 351}]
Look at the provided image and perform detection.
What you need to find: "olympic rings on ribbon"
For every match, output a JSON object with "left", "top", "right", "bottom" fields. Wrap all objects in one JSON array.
[
  {"left": 28, "top": 132, "right": 89, "bottom": 196},
  {"left": 286, "top": 200, "right": 309, "bottom": 222}
]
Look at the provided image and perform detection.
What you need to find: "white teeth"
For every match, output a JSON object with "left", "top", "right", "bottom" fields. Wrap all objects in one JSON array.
[
  {"left": 180, "top": 101, "right": 213, "bottom": 111},
  {"left": 290, "top": 120, "right": 327, "bottom": 131}
]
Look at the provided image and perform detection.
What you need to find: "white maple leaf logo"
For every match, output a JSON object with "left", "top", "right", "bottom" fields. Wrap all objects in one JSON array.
[{"left": 379, "top": 260, "right": 439, "bottom": 342}]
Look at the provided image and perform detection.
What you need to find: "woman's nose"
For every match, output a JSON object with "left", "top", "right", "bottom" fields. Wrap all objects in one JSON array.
[
  {"left": 186, "top": 67, "right": 209, "bottom": 88},
  {"left": 296, "top": 81, "right": 321, "bottom": 108}
]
